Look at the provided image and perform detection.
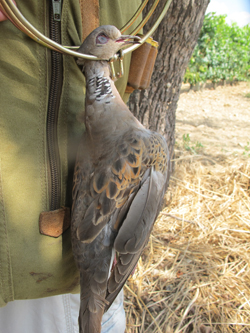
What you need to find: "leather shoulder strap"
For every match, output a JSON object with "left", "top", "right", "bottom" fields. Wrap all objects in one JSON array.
[{"left": 79, "top": 0, "right": 100, "bottom": 42}]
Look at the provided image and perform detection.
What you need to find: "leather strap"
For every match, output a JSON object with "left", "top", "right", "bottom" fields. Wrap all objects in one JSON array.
[{"left": 79, "top": 0, "right": 100, "bottom": 42}]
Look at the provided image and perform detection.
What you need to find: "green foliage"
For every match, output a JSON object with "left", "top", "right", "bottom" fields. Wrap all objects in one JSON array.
[
  {"left": 182, "top": 133, "right": 204, "bottom": 154},
  {"left": 182, "top": 133, "right": 191, "bottom": 143},
  {"left": 184, "top": 13, "right": 250, "bottom": 85},
  {"left": 243, "top": 142, "right": 250, "bottom": 157}
]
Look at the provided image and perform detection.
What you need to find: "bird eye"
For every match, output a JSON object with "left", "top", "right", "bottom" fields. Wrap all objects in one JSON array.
[{"left": 96, "top": 33, "right": 109, "bottom": 44}]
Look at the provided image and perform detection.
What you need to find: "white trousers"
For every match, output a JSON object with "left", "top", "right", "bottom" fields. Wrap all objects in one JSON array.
[{"left": 0, "top": 291, "right": 125, "bottom": 333}]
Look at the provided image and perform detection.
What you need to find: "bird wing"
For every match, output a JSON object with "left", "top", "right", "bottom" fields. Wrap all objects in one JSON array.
[
  {"left": 105, "top": 132, "right": 170, "bottom": 308},
  {"left": 71, "top": 129, "right": 170, "bottom": 310},
  {"left": 73, "top": 131, "right": 147, "bottom": 244},
  {"left": 106, "top": 166, "right": 168, "bottom": 308}
]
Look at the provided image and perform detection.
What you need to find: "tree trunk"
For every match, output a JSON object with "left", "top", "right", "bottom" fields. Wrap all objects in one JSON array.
[{"left": 128, "top": 0, "right": 210, "bottom": 164}]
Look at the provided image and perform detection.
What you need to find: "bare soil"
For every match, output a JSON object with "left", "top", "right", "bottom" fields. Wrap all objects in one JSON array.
[{"left": 176, "top": 82, "right": 250, "bottom": 159}]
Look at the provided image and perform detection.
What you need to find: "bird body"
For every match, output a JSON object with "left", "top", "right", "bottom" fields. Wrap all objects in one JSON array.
[{"left": 71, "top": 25, "right": 170, "bottom": 333}]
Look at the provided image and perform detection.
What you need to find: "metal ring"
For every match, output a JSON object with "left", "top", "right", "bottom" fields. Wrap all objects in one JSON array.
[
  {"left": 120, "top": 0, "right": 150, "bottom": 33},
  {"left": 130, "top": 0, "right": 161, "bottom": 36},
  {"left": 0, "top": 0, "right": 172, "bottom": 60}
]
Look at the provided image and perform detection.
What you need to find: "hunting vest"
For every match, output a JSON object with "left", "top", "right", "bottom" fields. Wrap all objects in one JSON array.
[{"left": 0, "top": 0, "right": 141, "bottom": 307}]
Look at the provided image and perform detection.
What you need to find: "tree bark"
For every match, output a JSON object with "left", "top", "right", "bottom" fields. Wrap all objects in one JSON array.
[{"left": 128, "top": 0, "right": 210, "bottom": 164}]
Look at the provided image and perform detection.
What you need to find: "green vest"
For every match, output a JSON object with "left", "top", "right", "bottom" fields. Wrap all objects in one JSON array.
[{"left": 0, "top": 0, "right": 140, "bottom": 307}]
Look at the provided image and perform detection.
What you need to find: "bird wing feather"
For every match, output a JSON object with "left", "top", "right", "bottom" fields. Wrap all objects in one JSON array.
[
  {"left": 106, "top": 167, "right": 168, "bottom": 308},
  {"left": 73, "top": 132, "right": 146, "bottom": 244}
]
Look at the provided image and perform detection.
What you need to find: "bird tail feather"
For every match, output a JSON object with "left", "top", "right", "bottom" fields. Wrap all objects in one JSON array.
[
  {"left": 79, "top": 292, "right": 107, "bottom": 333},
  {"left": 79, "top": 306, "right": 104, "bottom": 333}
]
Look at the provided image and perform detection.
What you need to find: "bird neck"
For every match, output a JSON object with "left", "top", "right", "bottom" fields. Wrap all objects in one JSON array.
[
  {"left": 82, "top": 60, "right": 123, "bottom": 140},
  {"left": 83, "top": 60, "right": 111, "bottom": 79},
  {"left": 83, "top": 60, "right": 114, "bottom": 101},
  {"left": 82, "top": 60, "right": 144, "bottom": 145}
]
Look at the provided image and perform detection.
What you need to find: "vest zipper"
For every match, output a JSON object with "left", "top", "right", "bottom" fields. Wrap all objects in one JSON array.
[{"left": 47, "top": 0, "right": 63, "bottom": 211}]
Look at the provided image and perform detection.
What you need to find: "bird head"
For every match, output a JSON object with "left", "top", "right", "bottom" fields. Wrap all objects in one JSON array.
[{"left": 77, "top": 25, "right": 141, "bottom": 64}]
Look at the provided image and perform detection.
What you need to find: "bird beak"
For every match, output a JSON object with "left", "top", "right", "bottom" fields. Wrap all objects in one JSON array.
[{"left": 115, "top": 35, "right": 141, "bottom": 46}]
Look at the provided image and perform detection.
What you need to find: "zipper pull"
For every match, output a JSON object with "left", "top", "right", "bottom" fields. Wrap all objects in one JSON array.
[{"left": 52, "top": 0, "right": 62, "bottom": 21}]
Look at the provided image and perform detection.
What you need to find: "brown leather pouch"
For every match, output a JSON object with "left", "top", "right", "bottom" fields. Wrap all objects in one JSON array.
[
  {"left": 126, "top": 37, "right": 159, "bottom": 93},
  {"left": 39, "top": 207, "right": 71, "bottom": 238}
]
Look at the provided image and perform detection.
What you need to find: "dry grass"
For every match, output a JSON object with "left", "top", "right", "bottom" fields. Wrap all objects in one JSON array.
[{"left": 124, "top": 150, "right": 250, "bottom": 333}]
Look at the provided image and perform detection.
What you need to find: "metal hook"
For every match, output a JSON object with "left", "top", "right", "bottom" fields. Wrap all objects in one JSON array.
[{"left": 109, "top": 50, "right": 124, "bottom": 81}]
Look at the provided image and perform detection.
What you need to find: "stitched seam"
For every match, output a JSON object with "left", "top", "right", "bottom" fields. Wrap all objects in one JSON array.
[
  {"left": 62, "top": 294, "right": 75, "bottom": 333},
  {"left": 0, "top": 160, "right": 5, "bottom": 301},
  {"left": 39, "top": 0, "right": 48, "bottom": 210},
  {"left": 0, "top": 159, "right": 13, "bottom": 302},
  {"left": 61, "top": 0, "right": 69, "bottom": 208},
  {"left": 79, "top": 0, "right": 84, "bottom": 42}
]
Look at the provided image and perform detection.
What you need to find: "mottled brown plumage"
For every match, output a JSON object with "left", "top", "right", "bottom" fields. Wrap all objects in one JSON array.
[{"left": 72, "top": 25, "right": 170, "bottom": 333}]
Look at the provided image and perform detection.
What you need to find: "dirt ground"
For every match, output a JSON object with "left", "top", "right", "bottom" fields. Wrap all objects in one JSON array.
[{"left": 176, "top": 82, "right": 250, "bottom": 159}]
